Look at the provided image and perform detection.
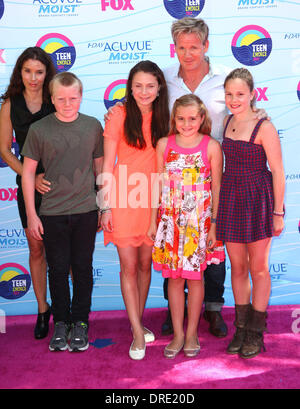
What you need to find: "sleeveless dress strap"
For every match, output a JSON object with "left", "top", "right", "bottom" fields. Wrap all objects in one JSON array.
[
  {"left": 223, "top": 115, "right": 233, "bottom": 139},
  {"left": 249, "top": 118, "right": 266, "bottom": 143},
  {"left": 200, "top": 134, "right": 210, "bottom": 169}
]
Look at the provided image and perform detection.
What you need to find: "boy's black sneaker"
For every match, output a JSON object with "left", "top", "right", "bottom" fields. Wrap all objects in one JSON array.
[
  {"left": 68, "top": 321, "right": 89, "bottom": 352},
  {"left": 49, "top": 321, "right": 71, "bottom": 352}
]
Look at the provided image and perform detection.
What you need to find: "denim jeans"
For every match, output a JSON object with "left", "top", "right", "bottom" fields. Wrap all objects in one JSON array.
[
  {"left": 203, "top": 261, "right": 225, "bottom": 311},
  {"left": 41, "top": 210, "right": 98, "bottom": 324},
  {"left": 163, "top": 261, "right": 226, "bottom": 311}
]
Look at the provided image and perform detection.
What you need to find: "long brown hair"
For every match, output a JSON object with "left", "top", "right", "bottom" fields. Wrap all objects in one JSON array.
[
  {"left": 1, "top": 47, "right": 56, "bottom": 102},
  {"left": 169, "top": 94, "right": 212, "bottom": 136},
  {"left": 124, "top": 60, "right": 169, "bottom": 149}
]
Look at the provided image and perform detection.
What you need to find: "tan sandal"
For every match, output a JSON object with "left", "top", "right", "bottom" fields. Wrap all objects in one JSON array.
[
  {"left": 184, "top": 344, "right": 201, "bottom": 357},
  {"left": 184, "top": 338, "right": 201, "bottom": 357},
  {"left": 164, "top": 343, "right": 184, "bottom": 359}
]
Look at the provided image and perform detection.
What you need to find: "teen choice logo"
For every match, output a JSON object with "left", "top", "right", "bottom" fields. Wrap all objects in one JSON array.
[
  {"left": 163, "top": 0, "right": 205, "bottom": 19},
  {"left": 0, "top": 263, "right": 31, "bottom": 300},
  {"left": 231, "top": 25, "right": 272, "bottom": 66},
  {"left": 0, "top": 1, "right": 4, "bottom": 20},
  {"left": 104, "top": 79, "right": 127, "bottom": 110},
  {"left": 36, "top": 33, "right": 76, "bottom": 72},
  {"left": 297, "top": 81, "right": 300, "bottom": 101}
]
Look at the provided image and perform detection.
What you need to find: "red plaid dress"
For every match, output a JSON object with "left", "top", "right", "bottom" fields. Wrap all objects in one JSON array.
[{"left": 216, "top": 116, "right": 274, "bottom": 243}]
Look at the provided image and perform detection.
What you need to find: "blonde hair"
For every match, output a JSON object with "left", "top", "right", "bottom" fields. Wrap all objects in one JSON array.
[
  {"left": 49, "top": 72, "right": 83, "bottom": 96},
  {"left": 169, "top": 94, "right": 212, "bottom": 136},
  {"left": 224, "top": 68, "right": 256, "bottom": 108},
  {"left": 171, "top": 17, "right": 209, "bottom": 45}
]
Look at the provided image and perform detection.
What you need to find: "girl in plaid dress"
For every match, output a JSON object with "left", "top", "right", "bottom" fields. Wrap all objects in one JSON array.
[
  {"left": 217, "top": 68, "right": 285, "bottom": 359},
  {"left": 148, "top": 95, "right": 224, "bottom": 358}
]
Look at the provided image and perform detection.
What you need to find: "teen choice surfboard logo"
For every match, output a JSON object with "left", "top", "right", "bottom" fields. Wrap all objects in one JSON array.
[
  {"left": 0, "top": 263, "right": 31, "bottom": 300},
  {"left": 231, "top": 25, "right": 272, "bottom": 66},
  {"left": 36, "top": 33, "right": 76, "bottom": 72},
  {"left": 104, "top": 79, "right": 127, "bottom": 110},
  {"left": 163, "top": 0, "right": 205, "bottom": 19},
  {"left": 297, "top": 81, "right": 300, "bottom": 102}
]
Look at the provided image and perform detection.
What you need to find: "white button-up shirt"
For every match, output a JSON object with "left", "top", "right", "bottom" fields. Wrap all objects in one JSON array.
[{"left": 163, "top": 61, "right": 231, "bottom": 143}]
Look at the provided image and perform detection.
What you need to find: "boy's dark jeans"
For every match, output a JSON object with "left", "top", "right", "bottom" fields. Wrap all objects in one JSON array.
[{"left": 41, "top": 210, "right": 98, "bottom": 324}]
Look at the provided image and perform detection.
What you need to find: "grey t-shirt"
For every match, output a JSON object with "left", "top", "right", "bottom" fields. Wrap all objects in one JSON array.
[{"left": 22, "top": 112, "right": 103, "bottom": 216}]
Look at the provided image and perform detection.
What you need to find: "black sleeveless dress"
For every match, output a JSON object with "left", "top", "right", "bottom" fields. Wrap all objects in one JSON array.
[{"left": 10, "top": 94, "right": 55, "bottom": 228}]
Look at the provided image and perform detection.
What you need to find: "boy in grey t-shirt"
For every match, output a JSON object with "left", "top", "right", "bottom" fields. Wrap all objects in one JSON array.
[{"left": 22, "top": 72, "right": 104, "bottom": 352}]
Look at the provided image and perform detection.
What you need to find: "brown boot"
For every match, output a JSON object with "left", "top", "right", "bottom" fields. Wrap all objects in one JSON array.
[
  {"left": 239, "top": 308, "right": 267, "bottom": 359},
  {"left": 227, "top": 304, "right": 251, "bottom": 355}
]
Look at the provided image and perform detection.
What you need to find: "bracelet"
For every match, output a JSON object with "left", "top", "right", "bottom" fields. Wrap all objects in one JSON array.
[
  {"left": 273, "top": 210, "right": 284, "bottom": 217},
  {"left": 211, "top": 217, "right": 217, "bottom": 224},
  {"left": 100, "top": 207, "right": 111, "bottom": 215}
]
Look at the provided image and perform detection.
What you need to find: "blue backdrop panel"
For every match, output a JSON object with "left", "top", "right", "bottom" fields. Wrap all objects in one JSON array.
[{"left": 0, "top": 0, "right": 299, "bottom": 316}]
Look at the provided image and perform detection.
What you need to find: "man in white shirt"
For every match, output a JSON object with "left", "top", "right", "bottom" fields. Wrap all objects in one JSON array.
[
  {"left": 164, "top": 61, "right": 230, "bottom": 144},
  {"left": 161, "top": 17, "right": 230, "bottom": 338}
]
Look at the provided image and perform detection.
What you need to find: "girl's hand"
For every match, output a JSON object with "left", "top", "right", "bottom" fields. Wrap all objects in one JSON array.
[
  {"left": 28, "top": 214, "right": 44, "bottom": 241},
  {"left": 206, "top": 224, "right": 217, "bottom": 249},
  {"left": 273, "top": 215, "right": 284, "bottom": 236},
  {"left": 97, "top": 211, "right": 102, "bottom": 232},
  {"left": 147, "top": 222, "right": 157, "bottom": 242},
  {"left": 101, "top": 210, "right": 113, "bottom": 232},
  {"left": 35, "top": 173, "right": 51, "bottom": 195}
]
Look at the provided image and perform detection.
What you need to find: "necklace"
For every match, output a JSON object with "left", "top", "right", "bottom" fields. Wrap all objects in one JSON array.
[{"left": 231, "top": 116, "right": 252, "bottom": 133}]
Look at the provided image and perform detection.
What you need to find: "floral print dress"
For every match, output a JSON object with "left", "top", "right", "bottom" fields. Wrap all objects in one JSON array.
[{"left": 152, "top": 134, "right": 225, "bottom": 280}]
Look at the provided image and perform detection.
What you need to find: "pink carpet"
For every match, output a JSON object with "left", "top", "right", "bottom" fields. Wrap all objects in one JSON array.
[{"left": 0, "top": 305, "right": 299, "bottom": 389}]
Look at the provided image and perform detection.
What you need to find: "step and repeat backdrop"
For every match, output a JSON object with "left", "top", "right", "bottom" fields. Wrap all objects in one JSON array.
[{"left": 0, "top": 0, "right": 299, "bottom": 315}]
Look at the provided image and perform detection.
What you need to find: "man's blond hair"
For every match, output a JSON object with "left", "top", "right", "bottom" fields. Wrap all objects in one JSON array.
[{"left": 171, "top": 17, "right": 209, "bottom": 45}]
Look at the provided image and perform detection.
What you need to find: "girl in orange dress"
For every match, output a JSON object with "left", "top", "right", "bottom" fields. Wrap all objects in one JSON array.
[{"left": 100, "top": 61, "right": 169, "bottom": 360}]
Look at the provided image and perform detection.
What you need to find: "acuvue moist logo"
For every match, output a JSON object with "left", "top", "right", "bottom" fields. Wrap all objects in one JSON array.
[
  {"left": 104, "top": 79, "right": 127, "bottom": 110},
  {"left": 0, "top": 1, "right": 4, "bottom": 20},
  {"left": 87, "top": 40, "right": 152, "bottom": 65},
  {"left": 0, "top": 229, "right": 27, "bottom": 249},
  {"left": 163, "top": 0, "right": 205, "bottom": 19},
  {"left": 36, "top": 33, "right": 76, "bottom": 72},
  {"left": 237, "top": 0, "right": 277, "bottom": 9},
  {"left": 0, "top": 263, "right": 31, "bottom": 300},
  {"left": 231, "top": 25, "right": 272, "bottom": 66},
  {"left": 33, "top": 0, "right": 82, "bottom": 16}
]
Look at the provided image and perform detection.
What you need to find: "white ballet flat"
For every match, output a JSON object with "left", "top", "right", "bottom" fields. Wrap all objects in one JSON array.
[
  {"left": 144, "top": 327, "right": 155, "bottom": 343},
  {"left": 129, "top": 341, "right": 146, "bottom": 360},
  {"left": 130, "top": 327, "right": 155, "bottom": 343}
]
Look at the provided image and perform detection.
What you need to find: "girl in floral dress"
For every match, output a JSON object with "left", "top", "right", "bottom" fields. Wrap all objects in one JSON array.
[{"left": 148, "top": 94, "right": 225, "bottom": 358}]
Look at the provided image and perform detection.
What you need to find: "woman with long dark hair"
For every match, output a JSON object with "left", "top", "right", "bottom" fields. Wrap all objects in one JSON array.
[
  {"left": 100, "top": 60, "right": 169, "bottom": 360},
  {"left": 0, "top": 47, "right": 56, "bottom": 339}
]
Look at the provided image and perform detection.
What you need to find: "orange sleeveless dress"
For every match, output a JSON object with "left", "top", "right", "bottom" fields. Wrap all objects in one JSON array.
[{"left": 103, "top": 106, "right": 155, "bottom": 248}]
